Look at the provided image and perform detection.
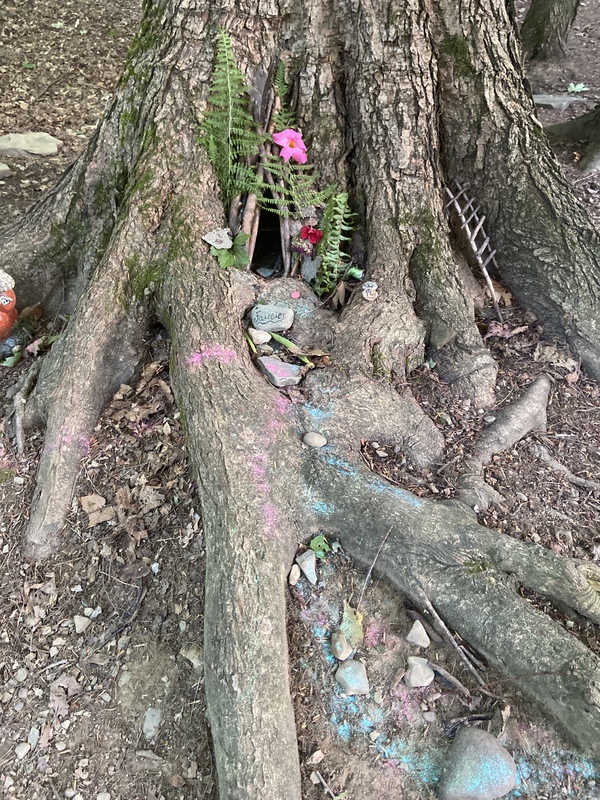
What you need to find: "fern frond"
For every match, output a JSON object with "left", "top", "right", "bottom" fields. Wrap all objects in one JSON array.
[
  {"left": 272, "top": 60, "right": 298, "bottom": 130},
  {"left": 258, "top": 154, "right": 332, "bottom": 217},
  {"left": 200, "top": 29, "right": 263, "bottom": 206},
  {"left": 313, "top": 192, "right": 355, "bottom": 296}
]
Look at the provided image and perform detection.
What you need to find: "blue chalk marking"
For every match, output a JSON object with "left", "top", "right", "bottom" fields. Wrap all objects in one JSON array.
[
  {"left": 336, "top": 721, "right": 352, "bottom": 742},
  {"left": 313, "top": 501, "right": 335, "bottom": 515},
  {"left": 304, "top": 403, "right": 334, "bottom": 422}
]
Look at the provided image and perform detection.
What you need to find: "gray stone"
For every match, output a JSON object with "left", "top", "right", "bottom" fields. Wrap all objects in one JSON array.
[
  {"left": 250, "top": 304, "right": 294, "bottom": 332},
  {"left": 248, "top": 327, "right": 271, "bottom": 345},
  {"left": 179, "top": 643, "right": 203, "bottom": 673},
  {"left": 335, "top": 659, "right": 370, "bottom": 695},
  {"left": 0, "top": 132, "right": 62, "bottom": 157},
  {"left": 255, "top": 265, "right": 278, "bottom": 278},
  {"left": 0, "top": 163, "right": 12, "bottom": 178},
  {"left": 405, "top": 656, "right": 435, "bottom": 688},
  {"left": 438, "top": 726, "right": 517, "bottom": 800},
  {"left": 533, "top": 94, "right": 585, "bottom": 112},
  {"left": 296, "top": 549, "right": 318, "bottom": 585},
  {"left": 257, "top": 356, "right": 302, "bottom": 388},
  {"left": 303, "top": 431, "right": 327, "bottom": 448},
  {"left": 405, "top": 620, "right": 431, "bottom": 649},
  {"left": 74, "top": 615, "right": 92, "bottom": 634},
  {"left": 142, "top": 707, "right": 162, "bottom": 741},
  {"left": 330, "top": 630, "right": 353, "bottom": 661}
]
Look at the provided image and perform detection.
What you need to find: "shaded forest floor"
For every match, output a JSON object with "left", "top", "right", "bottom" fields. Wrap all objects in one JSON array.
[{"left": 0, "top": 1, "right": 599, "bottom": 798}]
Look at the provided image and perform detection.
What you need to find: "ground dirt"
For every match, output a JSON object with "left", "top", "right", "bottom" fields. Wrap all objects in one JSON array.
[{"left": 0, "top": 1, "right": 599, "bottom": 798}]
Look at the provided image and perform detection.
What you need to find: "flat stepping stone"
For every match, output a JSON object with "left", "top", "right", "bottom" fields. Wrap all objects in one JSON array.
[
  {"left": 335, "top": 659, "right": 370, "bottom": 695},
  {"left": 0, "top": 132, "right": 63, "bottom": 157},
  {"left": 438, "top": 726, "right": 517, "bottom": 800},
  {"left": 257, "top": 356, "right": 302, "bottom": 388},
  {"left": 250, "top": 304, "right": 294, "bottom": 332}
]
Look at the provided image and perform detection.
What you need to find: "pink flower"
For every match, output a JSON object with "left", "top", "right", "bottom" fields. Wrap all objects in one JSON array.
[
  {"left": 300, "top": 226, "right": 323, "bottom": 244},
  {"left": 272, "top": 129, "right": 308, "bottom": 164}
]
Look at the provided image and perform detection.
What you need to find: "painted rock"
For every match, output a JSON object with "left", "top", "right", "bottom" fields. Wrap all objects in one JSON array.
[
  {"left": 335, "top": 659, "right": 370, "bottom": 695},
  {"left": 438, "top": 726, "right": 517, "bottom": 800},
  {"left": 257, "top": 356, "right": 302, "bottom": 388},
  {"left": 250, "top": 304, "right": 294, "bottom": 332}
]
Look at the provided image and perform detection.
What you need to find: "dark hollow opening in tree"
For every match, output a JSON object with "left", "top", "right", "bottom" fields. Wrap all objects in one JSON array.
[
  {"left": 251, "top": 203, "right": 283, "bottom": 277},
  {"left": 1, "top": 0, "right": 600, "bottom": 797}
]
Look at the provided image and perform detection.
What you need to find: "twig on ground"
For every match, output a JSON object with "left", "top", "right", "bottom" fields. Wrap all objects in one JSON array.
[
  {"left": 356, "top": 523, "right": 395, "bottom": 610},
  {"left": 12, "top": 360, "right": 41, "bottom": 455}
]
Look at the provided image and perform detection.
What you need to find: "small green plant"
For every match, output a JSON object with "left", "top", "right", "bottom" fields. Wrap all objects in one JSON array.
[
  {"left": 200, "top": 29, "right": 263, "bottom": 208},
  {"left": 210, "top": 231, "right": 249, "bottom": 269},
  {"left": 309, "top": 534, "right": 331, "bottom": 559},
  {"left": 21, "top": 60, "right": 36, "bottom": 69},
  {"left": 313, "top": 192, "right": 361, "bottom": 296},
  {"left": 567, "top": 82, "right": 589, "bottom": 93}
]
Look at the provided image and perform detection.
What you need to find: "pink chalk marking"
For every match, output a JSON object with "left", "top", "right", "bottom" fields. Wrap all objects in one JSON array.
[
  {"left": 290, "top": 291, "right": 301, "bottom": 299},
  {"left": 47, "top": 432, "right": 91, "bottom": 455},
  {"left": 187, "top": 345, "right": 237, "bottom": 367}
]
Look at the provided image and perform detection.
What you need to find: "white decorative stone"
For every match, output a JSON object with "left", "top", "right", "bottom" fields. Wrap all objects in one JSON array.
[
  {"left": 288, "top": 564, "right": 301, "bottom": 585},
  {"left": 248, "top": 327, "right": 272, "bottom": 345},
  {"left": 406, "top": 620, "right": 431, "bottom": 648},
  {"left": 296, "top": 549, "right": 318, "bottom": 585},
  {"left": 335, "top": 659, "right": 370, "bottom": 695},
  {"left": 303, "top": 431, "right": 327, "bottom": 448},
  {"left": 405, "top": 656, "right": 435, "bottom": 688},
  {"left": 0, "top": 132, "right": 63, "bottom": 157},
  {"left": 330, "top": 630, "right": 352, "bottom": 661},
  {"left": 257, "top": 356, "right": 302, "bottom": 388},
  {"left": 250, "top": 304, "right": 294, "bottom": 332}
]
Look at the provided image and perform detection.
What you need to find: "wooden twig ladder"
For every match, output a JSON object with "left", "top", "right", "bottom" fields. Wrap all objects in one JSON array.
[{"left": 445, "top": 180, "right": 504, "bottom": 323}]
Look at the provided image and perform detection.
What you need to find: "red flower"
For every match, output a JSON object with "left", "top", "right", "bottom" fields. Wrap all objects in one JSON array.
[{"left": 300, "top": 226, "right": 323, "bottom": 245}]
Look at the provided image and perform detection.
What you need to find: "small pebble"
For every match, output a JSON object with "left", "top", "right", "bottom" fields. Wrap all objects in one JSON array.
[
  {"left": 310, "top": 772, "right": 321, "bottom": 785},
  {"left": 74, "top": 615, "right": 92, "bottom": 634},
  {"left": 405, "top": 656, "right": 435, "bottom": 688},
  {"left": 376, "top": 449, "right": 388, "bottom": 458},
  {"left": 15, "top": 742, "right": 30, "bottom": 760},
  {"left": 55, "top": 741, "right": 67, "bottom": 751},
  {"left": 14, "top": 667, "right": 28, "bottom": 682},
  {"left": 97, "top": 793, "right": 111, "bottom": 800},
  {"left": 372, "top": 690, "right": 383, "bottom": 705},
  {"left": 296, "top": 549, "right": 318, "bottom": 585},
  {"left": 405, "top": 620, "right": 431, "bottom": 649},
  {"left": 13, "top": 476, "right": 25, "bottom": 486},
  {"left": 303, "top": 431, "right": 327, "bottom": 448},
  {"left": 288, "top": 564, "right": 301, "bottom": 586},
  {"left": 248, "top": 327, "right": 271, "bottom": 345},
  {"left": 143, "top": 707, "right": 162, "bottom": 741},
  {"left": 371, "top": 441, "right": 380, "bottom": 449},
  {"left": 330, "top": 630, "right": 352, "bottom": 661},
  {"left": 369, "top": 730, "right": 381, "bottom": 741},
  {"left": 423, "top": 711, "right": 437, "bottom": 723}
]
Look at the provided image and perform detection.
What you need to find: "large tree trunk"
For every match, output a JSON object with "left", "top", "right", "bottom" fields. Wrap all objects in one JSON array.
[
  {"left": 546, "top": 106, "right": 600, "bottom": 175},
  {"left": 520, "top": 0, "right": 581, "bottom": 61},
  {"left": 1, "top": 0, "right": 600, "bottom": 796}
]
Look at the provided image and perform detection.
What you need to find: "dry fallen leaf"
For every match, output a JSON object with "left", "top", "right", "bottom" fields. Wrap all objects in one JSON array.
[
  {"left": 49, "top": 674, "right": 81, "bottom": 719},
  {"left": 87, "top": 506, "right": 117, "bottom": 527},
  {"left": 80, "top": 494, "right": 106, "bottom": 513}
]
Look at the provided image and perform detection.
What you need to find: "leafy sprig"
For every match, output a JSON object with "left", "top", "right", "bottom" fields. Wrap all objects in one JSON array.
[{"left": 210, "top": 231, "right": 250, "bottom": 269}]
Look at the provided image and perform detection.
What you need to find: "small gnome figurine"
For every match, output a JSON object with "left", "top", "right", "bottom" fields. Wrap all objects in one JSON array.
[{"left": 0, "top": 269, "right": 18, "bottom": 341}]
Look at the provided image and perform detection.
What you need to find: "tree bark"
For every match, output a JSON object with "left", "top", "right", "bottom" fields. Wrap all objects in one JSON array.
[
  {"left": 521, "top": 0, "right": 581, "bottom": 61},
  {"left": 1, "top": 0, "right": 600, "bottom": 796}
]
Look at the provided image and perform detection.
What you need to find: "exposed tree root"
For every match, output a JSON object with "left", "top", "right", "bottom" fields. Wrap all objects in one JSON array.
[
  {"left": 458, "top": 375, "right": 551, "bottom": 509},
  {"left": 533, "top": 442, "right": 600, "bottom": 493}
]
